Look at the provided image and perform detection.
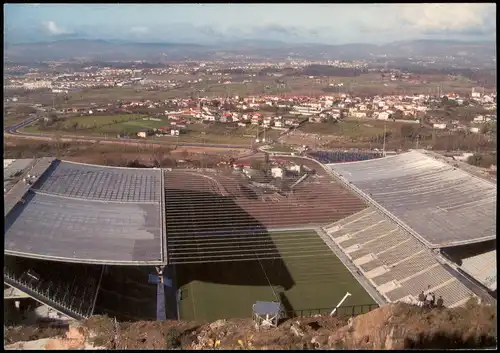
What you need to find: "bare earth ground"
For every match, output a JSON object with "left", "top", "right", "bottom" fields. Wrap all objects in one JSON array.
[
  {"left": 4, "top": 136, "right": 251, "bottom": 167},
  {"left": 5, "top": 302, "right": 496, "bottom": 350}
]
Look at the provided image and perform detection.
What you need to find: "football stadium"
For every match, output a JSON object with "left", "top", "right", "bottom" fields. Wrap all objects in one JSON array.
[{"left": 4, "top": 150, "right": 496, "bottom": 324}]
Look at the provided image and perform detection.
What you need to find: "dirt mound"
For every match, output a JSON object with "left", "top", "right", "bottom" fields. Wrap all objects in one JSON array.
[
  {"left": 4, "top": 302, "right": 496, "bottom": 350},
  {"left": 328, "top": 301, "right": 497, "bottom": 349},
  {"left": 4, "top": 325, "right": 67, "bottom": 346}
]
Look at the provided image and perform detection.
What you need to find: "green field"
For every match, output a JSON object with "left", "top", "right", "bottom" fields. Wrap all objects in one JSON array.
[
  {"left": 21, "top": 114, "right": 153, "bottom": 134},
  {"left": 97, "top": 118, "right": 167, "bottom": 134},
  {"left": 19, "top": 116, "right": 282, "bottom": 145},
  {"left": 55, "top": 114, "right": 144, "bottom": 129},
  {"left": 298, "top": 119, "right": 412, "bottom": 138},
  {"left": 176, "top": 230, "right": 375, "bottom": 322}
]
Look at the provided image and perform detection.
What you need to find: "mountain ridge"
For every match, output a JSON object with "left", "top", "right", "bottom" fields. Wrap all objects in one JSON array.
[{"left": 4, "top": 38, "right": 495, "bottom": 63}]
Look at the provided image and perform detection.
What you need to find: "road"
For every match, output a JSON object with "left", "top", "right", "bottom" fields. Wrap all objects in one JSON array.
[{"left": 4, "top": 115, "right": 252, "bottom": 151}]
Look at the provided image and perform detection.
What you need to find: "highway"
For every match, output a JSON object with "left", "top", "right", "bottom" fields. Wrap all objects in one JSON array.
[{"left": 4, "top": 115, "right": 252, "bottom": 151}]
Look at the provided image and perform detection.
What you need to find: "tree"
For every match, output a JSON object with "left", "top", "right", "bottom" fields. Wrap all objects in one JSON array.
[
  {"left": 400, "top": 125, "right": 419, "bottom": 140},
  {"left": 53, "top": 131, "right": 62, "bottom": 159},
  {"left": 391, "top": 110, "right": 404, "bottom": 120},
  {"left": 467, "top": 153, "right": 496, "bottom": 168},
  {"left": 250, "top": 159, "right": 263, "bottom": 170}
]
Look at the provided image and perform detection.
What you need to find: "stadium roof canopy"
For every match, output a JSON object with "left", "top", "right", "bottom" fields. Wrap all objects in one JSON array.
[
  {"left": 4, "top": 159, "right": 166, "bottom": 265},
  {"left": 326, "top": 150, "right": 496, "bottom": 248}
]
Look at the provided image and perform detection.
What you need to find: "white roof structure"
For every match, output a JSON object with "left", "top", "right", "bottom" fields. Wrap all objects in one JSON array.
[
  {"left": 327, "top": 150, "right": 496, "bottom": 248},
  {"left": 4, "top": 160, "right": 166, "bottom": 265}
]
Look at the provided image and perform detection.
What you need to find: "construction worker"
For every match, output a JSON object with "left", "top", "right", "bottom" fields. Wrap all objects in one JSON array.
[
  {"left": 436, "top": 296, "right": 444, "bottom": 308},
  {"left": 418, "top": 291, "right": 425, "bottom": 303}
]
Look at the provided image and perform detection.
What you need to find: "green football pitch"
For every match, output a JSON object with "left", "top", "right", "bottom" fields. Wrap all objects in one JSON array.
[{"left": 175, "top": 230, "right": 375, "bottom": 322}]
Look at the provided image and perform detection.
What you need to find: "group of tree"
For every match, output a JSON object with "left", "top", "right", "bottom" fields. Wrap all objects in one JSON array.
[
  {"left": 467, "top": 153, "right": 497, "bottom": 168},
  {"left": 301, "top": 65, "right": 366, "bottom": 77}
]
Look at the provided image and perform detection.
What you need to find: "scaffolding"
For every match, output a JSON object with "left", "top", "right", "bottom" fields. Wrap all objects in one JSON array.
[{"left": 252, "top": 301, "right": 284, "bottom": 329}]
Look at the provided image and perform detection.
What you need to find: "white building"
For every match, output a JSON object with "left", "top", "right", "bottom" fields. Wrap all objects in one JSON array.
[
  {"left": 288, "top": 164, "right": 302, "bottom": 173},
  {"left": 290, "top": 105, "right": 322, "bottom": 116},
  {"left": 353, "top": 112, "right": 367, "bottom": 118},
  {"left": 271, "top": 167, "right": 283, "bottom": 179},
  {"left": 433, "top": 123, "right": 447, "bottom": 130},
  {"left": 377, "top": 112, "right": 390, "bottom": 120},
  {"left": 23, "top": 81, "right": 52, "bottom": 90}
]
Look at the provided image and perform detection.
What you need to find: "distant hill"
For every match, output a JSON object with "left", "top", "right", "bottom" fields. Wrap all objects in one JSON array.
[
  {"left": 4, "top": 39, "right": 209, "bottom": 62},
  {"left": 4, "top": 38, "right": 496, "bottom": 63}
]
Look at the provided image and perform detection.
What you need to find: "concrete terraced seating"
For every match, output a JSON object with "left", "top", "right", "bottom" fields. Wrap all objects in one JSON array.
[
  {"left": 320, "top": 205, "right": 479, "bottom": 308},
  {"left": 370, "top": 251, "right": 437, "bottom": 286},
  {"left": 323, "top": 207, "right": 375, "bottom": 231},
  {"left": 339, "top": 221, "right": 397, "bottom": 249},
  {"left": 360, "top": 237, "right": 425, "bottom": 272},
  {"left": 459, "top": 250, "right": 497, "bottom": 292},
  {"left": 384, "top": 264, "right": 454, "bottom": 301},
  {"left": 430, "top": 279, "right": 476, "bottom": 308},
  {"left": 325, "top": 210, "right": 380, "bottom": 239},
  {"left": 327, "top": 150, "right": 497, "bottom": 247}
]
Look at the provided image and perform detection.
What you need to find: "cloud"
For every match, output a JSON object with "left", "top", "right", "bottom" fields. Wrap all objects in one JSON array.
[
  {"left": 42, "top": 20, "right": 69, "bottom": 35},
  {"left": 356, "top": 4, "right": 495, "bottom": 40},
  {"left": 398, "top": 4, "right": 493, "bottom": 32},
  {"left": 130, "top": 26, "right": 149, "bottom": 34}
]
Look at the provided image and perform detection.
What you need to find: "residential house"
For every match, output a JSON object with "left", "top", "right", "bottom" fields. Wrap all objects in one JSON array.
[
  {"left": 309, "top": 116, "right": 325, "bottom": 123},
  {"left": 377, "top": 112, "right": 390, "bottom": 120},
  {"left": 433, "top": 123, "right": 447, "bottom": 130},
  {"left": 353, "top": 112, "right": 367, "bottom": 118},
  {"left": 171, "top": 120, "right": 187, "bottom": 129},
  {"left": 219, "top": 113, "right": 232, "bottom": 123},
  {"left": 251, "top": 114, "right": 262, "bottom": 125},
  {"left": 285, "top": 118, "right": 299, "bottom": 127}
]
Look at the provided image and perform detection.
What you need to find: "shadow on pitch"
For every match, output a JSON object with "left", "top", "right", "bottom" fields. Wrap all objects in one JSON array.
[{"left": 166, "top": 188, "right": 295, "bottom": 292}]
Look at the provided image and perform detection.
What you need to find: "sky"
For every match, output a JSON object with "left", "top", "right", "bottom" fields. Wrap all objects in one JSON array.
[{"left": 4, "top": 3, "right": 497, "bottom": 45}]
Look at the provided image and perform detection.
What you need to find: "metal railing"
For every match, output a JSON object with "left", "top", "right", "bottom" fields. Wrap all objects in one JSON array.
[{"left": 284, "top": 303, "right": 379, "bottom": 319}]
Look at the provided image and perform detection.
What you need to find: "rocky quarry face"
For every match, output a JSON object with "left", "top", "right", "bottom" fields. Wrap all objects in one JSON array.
[{"left": 4, "top": 302, "right": 497, "bottom": 350}]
